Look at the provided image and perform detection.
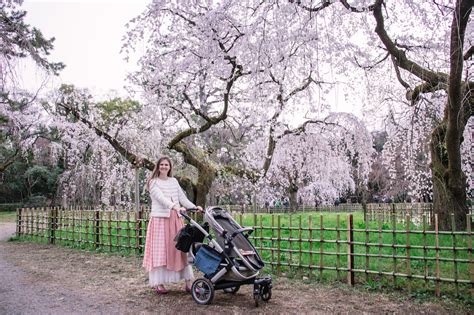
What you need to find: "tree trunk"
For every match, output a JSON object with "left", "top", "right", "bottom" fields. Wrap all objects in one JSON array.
[
  {"left": 288, "top": 182, "right": 298, "bottom": 212},
  {"left": 430, "top": 122, "right": 468, "bottom": 230},
  {"left": 178, "top": 176, "right": 197, "bottom": 205},
  {"left": 429, "top": 0, "right": 472, "bottom": 231},
  {"left": 176, "top": 168, "right": 215, "bottom": 207},
  {"left": 194, "top": 165, "right": 216, "bottom": 207}
]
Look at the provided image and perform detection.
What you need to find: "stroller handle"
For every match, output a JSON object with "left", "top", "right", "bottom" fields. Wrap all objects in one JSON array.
[
  {"left": 179, "top": 208, "right": 200, "bottom": 221},
  {"left": 230, "top": 227, "right": 254, "bottom": 239}
]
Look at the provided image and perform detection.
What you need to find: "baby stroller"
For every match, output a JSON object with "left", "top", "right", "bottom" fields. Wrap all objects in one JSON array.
[{"left": 176, "top": 206, "right": 272, "bottom": 306}]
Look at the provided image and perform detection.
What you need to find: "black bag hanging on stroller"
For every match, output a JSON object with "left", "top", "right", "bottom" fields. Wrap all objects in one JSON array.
[{"left": 175, "top": 222, "right": 209, "bottom": 252}]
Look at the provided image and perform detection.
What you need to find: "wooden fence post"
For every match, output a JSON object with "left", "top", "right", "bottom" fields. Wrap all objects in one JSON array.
[
  {"left": 391, "top": 203, "right": 396, "bottom": 224},
  {"left": 467, "top": 214, "right": 473, "bottom": 298},
  {"left": 406, "top": 214, "right": 411, "bottom": 293},
  {"left": 277, "top": 215, "right": 281, "bottom": 276},
  {"left": 435, "top": 214, "right": 440, "bottom": 297},
  {"left": 16, "top": 208, "right": 22, "bottom": 236},
  {"left": 108, "top": 211, "right": 112, "bottom": 252},
  {"left": 363, "top": 204, "right": 367, "bottom": 224},
  {"left": 94, "top": 210, "right": 100, "bottom": 249},
  {"left": 136, "top": 208, "right": 143, "bottom": 255},
  {"left": 451, "top": 213, "right": 459, "bottom": 296},
  {"left": 49, "top": 207, "right": 57, "bottom": 244},
  {"left": 347, "top": 214, "right": 354, "bottom": 286}
]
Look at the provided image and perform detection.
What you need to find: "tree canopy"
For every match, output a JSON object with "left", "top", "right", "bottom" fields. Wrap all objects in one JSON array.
[{"left": 1, "top": 1, "right": 472, "bottom": 231}]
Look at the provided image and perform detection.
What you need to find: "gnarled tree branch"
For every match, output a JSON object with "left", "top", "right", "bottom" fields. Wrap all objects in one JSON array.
[
  {"left": 373, "top": 0, "right": 449, "bottom": 90},
  {"left": 56, "top": 102, "right": 155, "bottom": 171}
]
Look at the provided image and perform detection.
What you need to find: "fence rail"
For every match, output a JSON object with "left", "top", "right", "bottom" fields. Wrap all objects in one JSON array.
[
  {"left": 16, "top": 206, "right": 473, "bottom": 298},
  {"left": 221, "top": 202, "right": 433, "bottom": 213}
]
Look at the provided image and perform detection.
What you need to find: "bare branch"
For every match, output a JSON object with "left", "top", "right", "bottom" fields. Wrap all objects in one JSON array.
[
  {"left": 169, "top": 103, "right": 193, "bottom": 127},
  {"left": 373, "top": 0, "right": 448, "bottom": 89},
  {"left": 283, "top": 75, "right": 319, "bottom": 102},
  {"left": 56, "top": 102, "right": 155, "bottom": 171},
  {"left": 391, "top": 55, "right": 410, "bottom": 90},
  {"left": 293, "top": 0, "right": 332, "bottom": 13},
  {"left": 278, "top": 119, "right": 339, "bottom": 138},
  {"left": 464, "top": 45, "right": 474, "bottom": 60},
  {"left": 183, "top": 92, "right": 212, "bottom": 122},
  {"left": 340, "top": 0, "right": 376, "bottom": 12},
  {"left": 167, "top": 30, "right": 244, "bottom": 149},
  {"left": 406, "top": 82, "right": 443, "bottom": 103},
  {"left": 354, "top": 51, "right": 390, "bottom": 70},
  {"left": 0, "top": 148, "right": 19, "bottom": 172},
  {"left": 165, "top": 9, "right": 196, "bottom": 26},
  {"left": 220, "top": 165, "right": 259, "bottom": 183}
]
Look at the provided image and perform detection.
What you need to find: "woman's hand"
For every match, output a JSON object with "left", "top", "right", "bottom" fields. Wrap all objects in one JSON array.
[
  {"left": 172, "top": 205, "right": 185, "bottom": 212},
  {"left": 196, "top": 206, "right": 203, "bottom": 212}
]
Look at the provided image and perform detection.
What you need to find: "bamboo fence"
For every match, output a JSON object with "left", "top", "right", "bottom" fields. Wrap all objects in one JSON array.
[
  {"left": 235, "top": 212, "right": 473, "bottom": 298},
  {"left": 16, "top": 206, "right": 473, "bottom": 298}
]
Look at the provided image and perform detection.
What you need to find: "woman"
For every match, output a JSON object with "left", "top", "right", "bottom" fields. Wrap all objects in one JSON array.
[{"left": 142, "top": 156, "right": 202, "bottom": 294}]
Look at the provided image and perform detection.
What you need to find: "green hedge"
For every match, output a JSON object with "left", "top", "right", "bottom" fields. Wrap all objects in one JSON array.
[{"left": 0, "top": 203, "right": 22, "bottom": 212}]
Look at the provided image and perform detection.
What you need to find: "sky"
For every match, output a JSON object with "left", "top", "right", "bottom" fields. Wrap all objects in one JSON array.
[{"left": 20, "top": 0, "right": 149, "bottom": 96}]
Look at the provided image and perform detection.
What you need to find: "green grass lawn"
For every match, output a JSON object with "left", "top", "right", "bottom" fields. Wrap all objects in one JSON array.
[{"left": 0, "top": 211, "right": 16, "bottom": 223}]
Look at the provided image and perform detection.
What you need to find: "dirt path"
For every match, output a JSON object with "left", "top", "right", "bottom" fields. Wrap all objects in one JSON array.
[
  {"left": 0, "top": 222, "right": 15, "bottom": 241},
  {"left": 0, "top": 223, "right": 118, "bottom": 314},
  {"left": 0, "top": 223, "right": 469, "bottom": 314}
]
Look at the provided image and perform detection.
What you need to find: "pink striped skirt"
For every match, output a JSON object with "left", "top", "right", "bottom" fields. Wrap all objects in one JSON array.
[{"left": 142, "top": 211, "right": 189, "bottom": 272}]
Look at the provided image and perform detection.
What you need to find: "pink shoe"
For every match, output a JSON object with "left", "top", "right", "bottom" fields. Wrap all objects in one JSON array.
[
  {"left": 184, "top": 285, "right": 192, "bottom": 293},
  {"left": 155, "top": 286, "right": 169, "bottom": 295}
]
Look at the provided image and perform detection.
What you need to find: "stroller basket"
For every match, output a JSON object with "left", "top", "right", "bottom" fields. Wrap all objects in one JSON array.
[{"left": 194, "top": 245, "right": 221, "bottom": 276}]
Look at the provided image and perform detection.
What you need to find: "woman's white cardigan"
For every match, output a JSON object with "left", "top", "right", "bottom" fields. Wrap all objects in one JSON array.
[{"left": 149, "top": 177, "right": 195, "bottom": 217}]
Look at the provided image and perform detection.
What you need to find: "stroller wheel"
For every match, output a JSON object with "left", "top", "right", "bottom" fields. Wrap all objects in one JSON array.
[
  {"left": 261, "top": 287, "right": 272, "bottom": 302},
  {"left": 223, "top": 286, "right": 240, "bottom": 294},
  {"left": 191, "top": 278, "right": 214, "bottom": 305}
]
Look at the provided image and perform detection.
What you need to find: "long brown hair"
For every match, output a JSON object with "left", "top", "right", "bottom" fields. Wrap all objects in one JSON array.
[{"left": 146, "top": 156, "right": 173, "bottom": 190}]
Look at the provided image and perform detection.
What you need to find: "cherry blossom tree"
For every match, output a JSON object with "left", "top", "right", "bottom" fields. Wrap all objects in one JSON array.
[
  {"left": 260, "top": 127, "right": 356, "bottom": 210},
  {"left": 36, "top": 0, "right": 471, "bottom": 229},
  {"left": 1, "top": 0, "right": 64, "bottom": 173},
  {"left": 207, "top": 111, "right": 373, "bottom": 210},
  {"left": 44, "top": 85, "right": 158, "bottom": 208},
  {"left": 120, "top": 0, "right": 331, "bottom": 206},
  {"left": 282, "top": 0, "right": 473, "bottom": 229}
]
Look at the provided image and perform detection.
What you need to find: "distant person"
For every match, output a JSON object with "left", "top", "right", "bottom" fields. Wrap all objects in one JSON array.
[
  {"left": 275, "top": 199, "right": 282, "bottom": 208},
  {"left": 142, "top": 156, "right": 202, "bottom": 294}
]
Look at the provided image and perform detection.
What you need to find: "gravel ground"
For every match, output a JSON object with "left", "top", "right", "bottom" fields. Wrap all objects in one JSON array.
[{"left": 0, "top": 223, "right": 470, "bottom": 314}]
